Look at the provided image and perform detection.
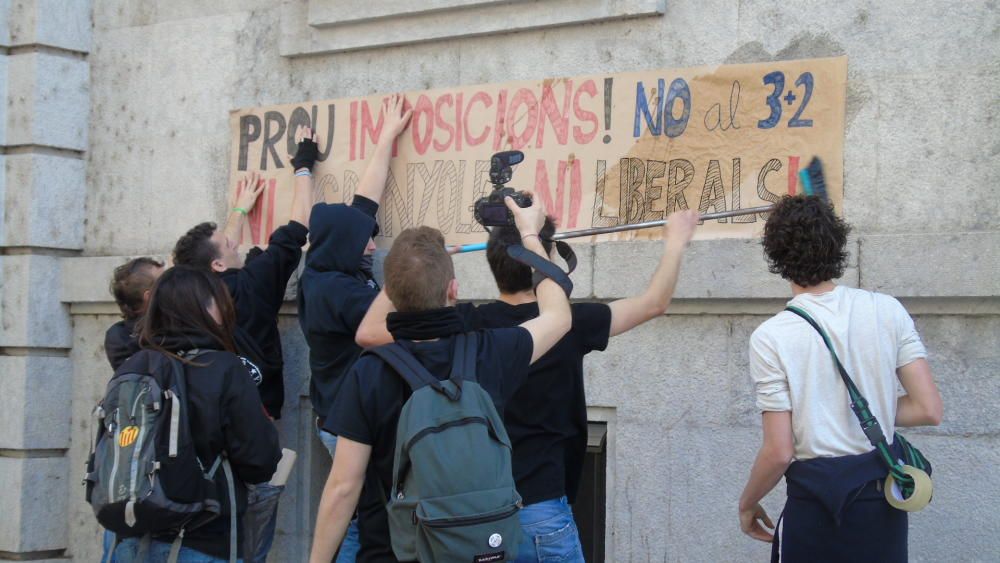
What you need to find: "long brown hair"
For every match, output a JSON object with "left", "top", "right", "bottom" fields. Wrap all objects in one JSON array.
[{"left": 139, "top": 265, "right": 237, "bottom": 361}]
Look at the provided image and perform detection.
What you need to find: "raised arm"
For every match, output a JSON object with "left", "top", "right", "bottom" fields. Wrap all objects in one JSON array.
[
  {"left": 223, "top": 170, "right": 266, "bottom": 245},
  {"left": 508, "top": 196, "right": 571, "bottom": 364},
  {"left": 353, "top": 94, "right": 412, "bottom": 205},
  {"left": 895, "top": 359, "right": 943, "bottom": 427},
  {"left": 356, "top": 289, "right": 396, "bottom": 348},
  {"left": 608, "top": 210, "right": 699, "bottom": 337},
  {"left": 290, "top": 125, "right": 319, "bottom": 229}
]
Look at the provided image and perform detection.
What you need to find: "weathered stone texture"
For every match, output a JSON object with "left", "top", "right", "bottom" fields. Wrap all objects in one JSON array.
[
  {"left": 0, "top": 355, "right": 72, "bottom": 450},
  {"left": 5, "top": 51, "right": 89, "bottom": 151},
  {"left": 0, "top": 456, "right": 69, "bottom": 553},
  {"left": 0, "top": 254, "right": 71, "bottom": 348}
]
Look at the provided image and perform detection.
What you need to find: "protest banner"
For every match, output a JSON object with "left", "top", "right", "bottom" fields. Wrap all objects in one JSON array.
[{"left": 228, "top": 56, "right": 846, "bottom": 246}]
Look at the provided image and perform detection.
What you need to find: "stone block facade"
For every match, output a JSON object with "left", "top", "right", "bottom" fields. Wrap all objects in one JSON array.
[{"left": 3, "top": 1, "right": 998, "bottom": 561}]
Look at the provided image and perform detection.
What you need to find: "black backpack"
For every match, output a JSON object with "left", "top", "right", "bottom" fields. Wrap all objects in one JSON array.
[{"left": 84, "top": 349, "right": 237, "bottom": 560}]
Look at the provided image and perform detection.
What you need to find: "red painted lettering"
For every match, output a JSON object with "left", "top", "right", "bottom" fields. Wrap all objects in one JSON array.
[
  {"left": 787, "top": 155, "right": 800, "bottom": 195},
  {"left": 507, "top": 88, "right": 539, "bottom": 150},
  {"left": 492, "top": 89, "right": 508, "bottom": 150},
  {"left": 465, "top": 91, "right": 492, "bottom": 147},
  {"left": 572, "top": 80, "right": 599, "bottom": 144},
  {"left": 411, "top": 94, "right": 435, "bottom": 155},
  {"left": 536, "top": 80, "right": 572, "bottom": 148},
  {"left": 360, "top": 99, "right": 384, "bottom": 160},
  {"left": 433, "top": 94, "right": 455, "bottom": 152}
]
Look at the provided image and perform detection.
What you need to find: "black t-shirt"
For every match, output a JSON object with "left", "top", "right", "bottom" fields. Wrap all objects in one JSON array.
[
  {"left": 323, "top": 325, "right": 533, "bottom": 563},
  {"left": 458, "top": 301, "right": 612, "bottom": 506}
]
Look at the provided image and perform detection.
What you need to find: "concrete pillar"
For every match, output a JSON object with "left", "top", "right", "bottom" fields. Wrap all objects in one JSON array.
[{"left": 0, "top": 0, "right": 90, "bottom": 559}]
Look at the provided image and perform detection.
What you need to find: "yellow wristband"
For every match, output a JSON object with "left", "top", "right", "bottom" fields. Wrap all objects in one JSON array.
[{"left": 232, "top": 207, "right": 249, "bottom": 215}]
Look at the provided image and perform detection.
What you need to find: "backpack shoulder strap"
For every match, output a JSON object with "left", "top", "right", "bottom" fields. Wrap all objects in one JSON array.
[
  {"left": 367, "top": 343, "right": 457, "bottom": 399},
  {"left": 448, "top": 332, "right": 478, "bottom": 383}
]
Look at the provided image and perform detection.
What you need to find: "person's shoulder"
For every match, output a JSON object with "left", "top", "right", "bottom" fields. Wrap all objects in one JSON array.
[
  {"left": 104, "top": 320, "right": 129, "bottom": 340},
  {"left": 569, "top": 301, "right": 611, "bottom": 325},
  {"left": 868, "top": 289, "right": 906, "bottom": 310},
  {"left": 476, "top": 325, "right": 530, "bottom": 351},
  {"left": 751, "top": 312, "right": 795, "bottom": 344},
  {"left": 200, "top": 349, "right": 244, "bottom": 366}
]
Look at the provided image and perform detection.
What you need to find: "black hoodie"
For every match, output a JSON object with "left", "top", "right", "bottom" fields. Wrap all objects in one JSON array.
[
  {"left": 120, "top": 332, "right": 281, "bottom": 559},
  {"left": 105, "top": 317, "right": 141, "bottom": 371},
  {"left": 219, "top": 220, "right": 308, "bottom": 419},
  {"left": 298, "top": 198, "right": 380, "bottom": 423}
]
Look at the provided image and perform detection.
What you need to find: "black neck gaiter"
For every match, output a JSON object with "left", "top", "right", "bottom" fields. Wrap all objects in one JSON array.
[{"left": 387, "top": 307, "right": 465, "bottom": 341}]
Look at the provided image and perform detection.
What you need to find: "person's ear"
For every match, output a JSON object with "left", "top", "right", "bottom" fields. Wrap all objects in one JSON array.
[
  {"left": 141, "top": 289, "right": 153, "bottom": 309},
  {"left": 447, "top": 278, "right": 459, "bottom": 303},
  {"left": 211, "top": 258, "right": 227, "bottom": 273}
]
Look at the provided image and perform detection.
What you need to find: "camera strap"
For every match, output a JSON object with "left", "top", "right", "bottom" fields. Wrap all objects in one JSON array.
[{"left": 505, "top": 240, "right": 576, "bottom": 297}]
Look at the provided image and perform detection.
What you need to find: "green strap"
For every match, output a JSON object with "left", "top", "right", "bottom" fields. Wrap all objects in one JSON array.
[{"left": 784, "top": 306, "right": 913, "bottom": 491}]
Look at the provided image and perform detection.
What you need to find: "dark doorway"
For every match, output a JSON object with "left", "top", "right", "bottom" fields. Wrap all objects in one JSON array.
[{"left": 573, "top": 422, "right": 607, "bottom": 563}]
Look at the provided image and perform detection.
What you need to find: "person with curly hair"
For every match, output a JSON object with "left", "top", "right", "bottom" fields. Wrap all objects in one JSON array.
[{"left": 738, "top": 195, "right": 942, "bottom": 562}]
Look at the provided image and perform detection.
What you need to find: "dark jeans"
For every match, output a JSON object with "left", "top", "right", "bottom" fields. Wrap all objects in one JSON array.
[{"left": 775, "top": 480, "right": 908, "bottom": 563}]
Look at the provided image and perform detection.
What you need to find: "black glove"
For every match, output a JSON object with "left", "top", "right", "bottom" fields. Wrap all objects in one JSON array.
[{"left": 291, "top": 137, "right": 320, "bottom": 171}]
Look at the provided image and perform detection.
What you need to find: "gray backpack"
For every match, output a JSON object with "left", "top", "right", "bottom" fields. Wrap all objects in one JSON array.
[
  {"left": 367, "top": 332, "right": 523, "bottom": 563},
  {"left": 84, "top": 350, "right": 238, "bottom": 562}
]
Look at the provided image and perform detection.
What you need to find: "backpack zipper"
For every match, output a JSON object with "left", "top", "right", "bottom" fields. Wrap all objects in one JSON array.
[
  {"left": 420, "top": 502, "right": 520, "bottom": 528},
  {"left": 108, "top": 408, "right": 121, "bottom": 502},
  {"left": 128, "top": 393, "right": 149, "bottom": 501},
  {"left": 404, "top": 417, "right": 489, "bottom": 452},
  {"left": 129, "top": 386, "right": 148, "bottom": 421}
]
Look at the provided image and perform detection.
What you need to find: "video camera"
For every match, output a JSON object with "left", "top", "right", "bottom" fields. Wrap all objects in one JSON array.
[{"left": 473, "top": 150, "right": 532, "bottom": 228}]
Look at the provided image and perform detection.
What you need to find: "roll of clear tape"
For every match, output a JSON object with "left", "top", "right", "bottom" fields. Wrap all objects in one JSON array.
[{"left": 884, "top": 465, "right": 933, "bottom": 512}]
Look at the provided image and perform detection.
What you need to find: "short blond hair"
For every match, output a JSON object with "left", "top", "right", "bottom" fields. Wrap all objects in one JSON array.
[{"left": 384, "top": 227, "right": 455, "bottom": 312}]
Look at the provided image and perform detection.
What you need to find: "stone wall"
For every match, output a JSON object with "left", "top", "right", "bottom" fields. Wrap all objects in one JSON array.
[{"left": 3, "top": 1, "right": 998, "bottom": 561}]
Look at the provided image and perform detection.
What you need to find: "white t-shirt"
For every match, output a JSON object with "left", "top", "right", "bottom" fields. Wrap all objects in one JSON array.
[{"left": 749, "top": 285, "right": 927, "bottom": 460}]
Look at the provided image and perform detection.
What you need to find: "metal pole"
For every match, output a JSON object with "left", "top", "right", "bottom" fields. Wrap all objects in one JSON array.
[{"left": 550, "top": 205, "right": 774, "bottom": 240}]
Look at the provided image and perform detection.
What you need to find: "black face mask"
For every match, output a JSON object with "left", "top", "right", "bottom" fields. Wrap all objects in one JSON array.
[{"left": 359, "top": 254, "right": 374, "bottom": 275}]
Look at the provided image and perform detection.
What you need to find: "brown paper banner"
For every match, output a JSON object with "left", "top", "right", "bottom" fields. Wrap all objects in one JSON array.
[{"left": 228, "top": 56, "right": 846, "bottom": 246}]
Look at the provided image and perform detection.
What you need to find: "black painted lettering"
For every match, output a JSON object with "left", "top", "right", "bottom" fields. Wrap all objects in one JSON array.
[
  {"left": 260, "top": 111, "right": 286, "bottom": 170},
  {"left": 238, "top": 115, "right": 261, "bottom": 171}
]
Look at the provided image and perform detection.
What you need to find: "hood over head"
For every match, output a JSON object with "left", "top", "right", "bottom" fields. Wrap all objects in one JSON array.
[{"left": 305, "top": 203, "right": 378, "bottom": 274}]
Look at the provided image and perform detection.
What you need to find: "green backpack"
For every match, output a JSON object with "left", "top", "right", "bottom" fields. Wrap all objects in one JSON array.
[{"left": 367, "top": 332, "right": 523, "bottom": 563}]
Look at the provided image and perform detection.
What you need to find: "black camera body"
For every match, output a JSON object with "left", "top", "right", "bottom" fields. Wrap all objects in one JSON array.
[{"left": 473, "top": 151, "right": 531, "bottom": 227}]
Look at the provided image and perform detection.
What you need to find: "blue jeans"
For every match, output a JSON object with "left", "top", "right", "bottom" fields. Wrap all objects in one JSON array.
[
  {"left": 112, "top": 537, "right": 243, "bottom": 562},
  {"left": 101, "top": 529, "right": 117, "bottom": 563},
  {"left": 317, "top": 424, "right": 361, "bottom": 563},
  {"left": 514, "top": 496, "right": 585, "bottom": 563}
]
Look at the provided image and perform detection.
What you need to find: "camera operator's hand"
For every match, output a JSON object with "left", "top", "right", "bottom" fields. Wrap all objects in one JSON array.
[
  {"left": 291, "top": 125, "right": 320, "bottom": 171},
  {"left": 505, "top": 192, "right": 546, "bottom": 238},
  {"left": 382, "top": 93, "right": 412, "bottom": 140}
]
